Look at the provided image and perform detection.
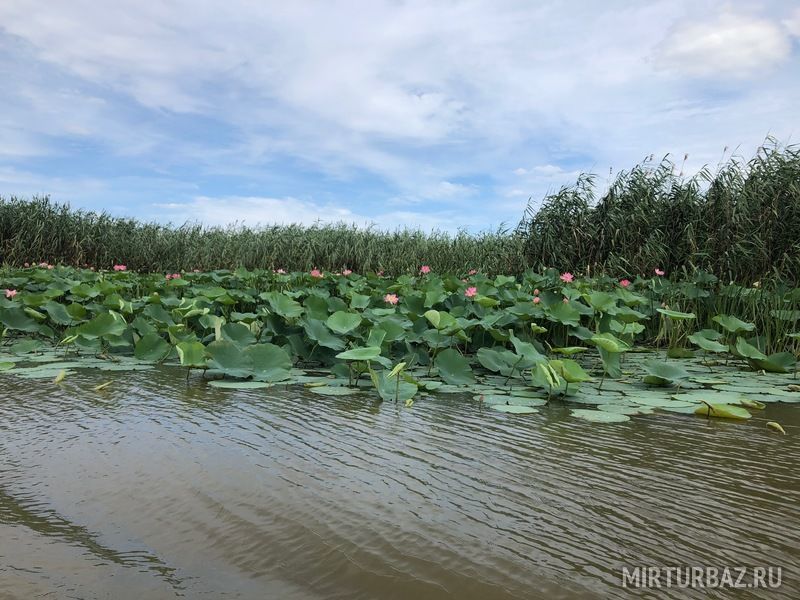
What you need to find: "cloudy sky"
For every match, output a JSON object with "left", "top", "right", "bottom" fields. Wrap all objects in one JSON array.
[{"left": 1, "top": 1, "right": 798, "bottom": 231}]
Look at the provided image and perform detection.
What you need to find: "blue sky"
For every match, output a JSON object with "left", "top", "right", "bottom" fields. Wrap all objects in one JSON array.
[{"left": 1, "top": 1, "right": 798, "bottom": 232}]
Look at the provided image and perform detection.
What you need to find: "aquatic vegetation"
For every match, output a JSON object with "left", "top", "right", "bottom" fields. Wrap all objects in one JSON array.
[{"left": 0, "top": 264, "right": 798, "bottom": 427}]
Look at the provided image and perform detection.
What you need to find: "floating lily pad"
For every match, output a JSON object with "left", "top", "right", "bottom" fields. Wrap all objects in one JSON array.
[
  {"left": 628, "top": 396, "right": 697, "bottom": 408},
  {"left": 491, "top": 404, "right": 538, "bottom": 414},
  {"left": 694, "top": 403, "right": 752, "bottom": 420},
  {"left": 570, "top": 409, "right": 630, "bottom": 423},
  {"left": 208, "top": 380, "right": 272, "bottom": 389},
  {"left": 598, "top": 404, "right": 653, "bottom": 415}
]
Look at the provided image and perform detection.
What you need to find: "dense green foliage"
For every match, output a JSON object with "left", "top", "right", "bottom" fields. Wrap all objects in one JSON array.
[
  {"left": 519, "top": 141, "right": 800, "bottom": 282},
  {"left": 2, "top": 266, "right": 798, "bottom": 419},
  {"left": 0, "top": 196, "right": 526, "bottom": 274},
  {"left": 2, "top": 142, "right": 799, "bottom": 281}
]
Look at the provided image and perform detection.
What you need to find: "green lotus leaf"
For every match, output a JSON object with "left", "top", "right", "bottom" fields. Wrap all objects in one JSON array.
[
  {"left": 550, "top": 346, "right": 587, "bottom": 356},
  {"left": 336, "top": 346, "right": 382, "bottom": 361},
  {"left": 262, "top": 291, "right": 305, "bottom": 319},
  {"left": 748, "top": 352, "right": 796, "bottom": 373},
  {"left": 733, "top": 337, "right": 767, "bottom": 360},
  {"left": 134, "top": 333, "right": 172, "bottom": 362},
  {"left": 713, "top": 314, "right": 755, "bottom": 334},
  {"left": 590, "top": 332, "right": 629, "bottom": 353},
  {"left": 0, "top": 307, "right": 41, "bottom": 332},
  {"left": 597, "top": 404, "right": 653, "bottom": 415},
  {"left": 642, "top": 360, "right": 690, "bottom": 386},
  {"left": 77, "top": 311, "right": 128, "bottom": 339},
  {"left": 303, "top": 318, "right": 346, "bottom": 350},
  {"left": 208, "top": 380, "right": 272, "bottom": 389},
  {"left": 244, "top": 343, "right": 292, "bottom": 382},
  {"left": 657, "top": 308, "right": 696, "bottom": 320},
  {"left": 688, "top": 333, "right": 729, "bottom": 353},
  {"left": 694, "top": 403, "right": 752, "bottom": 420},
  {"left": 176, "top": 341, "right": 207, "bottom": 368},
  {"left": 570, "top": 409, "right": 630, "bottom": 423},
  {"left": 326, "top": 311, "right": 362, "bottom": 334},
  {"left": 549, "top": 358, "right": 592, "bottom": 383},
  {"left": 206, "top": 340, "right": 253, "bottom": 378},
  {"left": 221, "top": 322, "right": 257, "bottom": 348},
  {"left": 435, "top": 348, "right": 475, "bottom": 385}
]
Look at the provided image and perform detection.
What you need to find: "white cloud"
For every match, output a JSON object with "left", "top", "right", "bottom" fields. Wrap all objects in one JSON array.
[
  {"left": 0, "top": 1, "right": 797, "bottom": 230},
  {"left": 784, "top": 9, "right": 800, "bottom": 36},
  {"left": 655, "top": 12, "right": 792, "bottom": 77},
  {"left": 151, "top": 195, "right": 480, "bottom": 232}
]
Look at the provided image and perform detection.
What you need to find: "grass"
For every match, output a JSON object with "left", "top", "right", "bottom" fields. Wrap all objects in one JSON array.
[
  {"left": 1, "top": 140, "right": 798, "bottom": 282},
  {"left": 519, "top": 139, "right": 800, "bottom": 283}
]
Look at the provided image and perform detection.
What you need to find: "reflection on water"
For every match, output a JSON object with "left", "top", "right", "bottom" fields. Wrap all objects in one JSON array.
[{"left": 1, "top": 367, "right": 798, "bottom": 599}]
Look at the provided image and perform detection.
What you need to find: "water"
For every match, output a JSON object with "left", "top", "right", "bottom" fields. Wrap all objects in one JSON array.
[{"left": 1, "top": 368, "right": 798, "bottom": 599}]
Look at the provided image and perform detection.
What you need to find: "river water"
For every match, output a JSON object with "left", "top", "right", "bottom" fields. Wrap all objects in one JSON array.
[{"left": 1, "top": 368, "right": 798, "bottom": 599}]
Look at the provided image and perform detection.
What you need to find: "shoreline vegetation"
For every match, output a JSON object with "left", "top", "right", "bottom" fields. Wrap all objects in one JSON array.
[
  {"left": 1, "top": 141, "right": 798, "bottom": 282},
  {"left": 0, "top": 265, "right": 798, "bottom": 423}
]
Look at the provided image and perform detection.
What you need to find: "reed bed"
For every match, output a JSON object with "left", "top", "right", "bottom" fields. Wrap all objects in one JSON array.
[{"left": 1, "top": 141, "right": 798, "bottom": 282}]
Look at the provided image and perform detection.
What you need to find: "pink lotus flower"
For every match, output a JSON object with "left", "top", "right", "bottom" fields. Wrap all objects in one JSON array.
[
  {"left": 465, "top": 286, "right": 478, "bottom": 298},
  {"left": 310, "top": 269, "right": 323, "bottom": 278},
  {"left": 166, "top": 273, "right": 181, "bottom": 280},
  {"left": 47, "top": 264, "right": 54, "bottom": 269},
  {"left": 420, "top": 265, "right": 431, "bottom": 274},
  {"left": 384, "top": 293, "right": 399, "bottom": 305},
  {"left": 533, "top": 288, "right": 540, "bottom": 295},
  {"left": 619, "top": 279, "right": 631, "bottom": 288},
  {"left": 560, "top": 272, "right": 574, "bottom": 283},
  {"left": 23, "top": 262, "right": 29, "bottom": 268},
  {"left": 113, "top": 264, "right": 127, "bottom": 271},
  {"left": 165, "top": 274, "right": 172, "bottom": 280},
  {"left": 377, "top": 270, "right": 384, "bottom": 277},
  {"left": 193, "top": 269, "right": 200, "bottom": 273},
  {"left": 533, "top": 296, "right": 541, "bottom": 304},
  {"left": 276, "top": 268, "right": 286, "bottom": 274},
  {"left": 563, "top": 297, "right": 569, "bottom": 303},
  {"left": 342, "top": 269, "right": 352, "bottom": 276},
  {"left": 468, "top": 269, "right": 478, "bottom": 275},
  {"left": 655, "top": 268, "right": 665, "bottom": 276},
  {"left": 5, "top": 289, "right": 17, "bottom": 299},
  {"left": 38, "top": 262, "right": 48, "bottom": 268}
]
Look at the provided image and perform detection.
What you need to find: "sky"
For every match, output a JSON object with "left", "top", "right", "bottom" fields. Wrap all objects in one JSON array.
[{"left": 0, "top": 1, "right": 798, "bottom": 232}]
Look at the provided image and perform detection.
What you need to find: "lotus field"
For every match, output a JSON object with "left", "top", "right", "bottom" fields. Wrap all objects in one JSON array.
[{"left": 1, "top": 264, "right": 799, "bottom": 426}]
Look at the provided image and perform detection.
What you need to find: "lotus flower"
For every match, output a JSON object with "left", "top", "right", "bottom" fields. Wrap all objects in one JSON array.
[
  {"left": 276, "top": 268, "right": 286, "bottom": 274},
  {"left": 23, "top": 262, "right": 29, "bottom": 267},
  {"left": 420, "top": 265, "right": 431, "bottom": 274},
  {"left": 5, "top": 289, "right": 17, "bottom": 298},
  {"left": 533, "top": 288, "right": 540, "bottom": 295},
  {"left": 465, "top": 286, "right": 477, "bottom": 298},
  {"left": 560, "top": 272, "right": 574, "bottom": 283},
  {"left": 533, "top": 296, "right": 541, "bottom": 304},
  {"left": 377, "top": 270, "right": 384, "bottom": 277},
  {"left": 468, "top": 269, "right": 477, "bottom": 275},
  {"left": 619, "top": 279, "right": 631, "bottom": 288},
  {"left": 342, "top": 269, "right": 352, "bottom": 276},
  {"left": 384, "top": 293, "right": 399, "bottom": 305},
  {"left": 654, "top": 268, "right": 665, "bottom": 276},
  {"left": 310, "top": 269, "right": 323, "bottom": 278},
  {"left": 113, "top": 264, "right": 127, "bottom": 271},
  {"left": 563, "top": 297, "right": 569, "bottom": 303}
]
